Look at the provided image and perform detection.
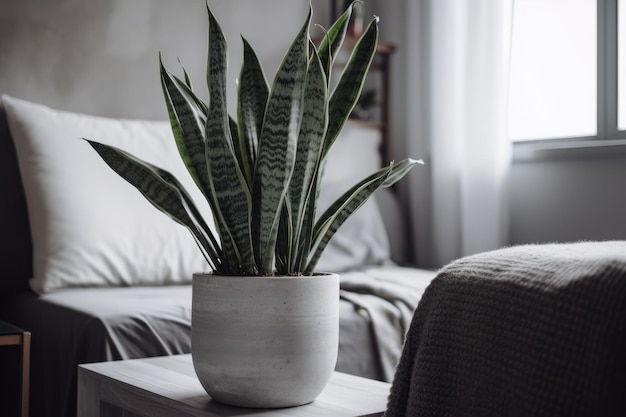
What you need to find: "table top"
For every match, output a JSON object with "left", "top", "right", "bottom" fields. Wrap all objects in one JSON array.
[
  {"left": 79, "top": 354, "right": 391, "bottom": 417},
  {"left": 0, "top": 319, "right": 27, "bottom": 336}
]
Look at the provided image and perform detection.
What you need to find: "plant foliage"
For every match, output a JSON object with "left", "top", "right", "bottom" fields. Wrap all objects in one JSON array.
[{"left": 87, "top": 1, "right": 422, "bottom": 276}]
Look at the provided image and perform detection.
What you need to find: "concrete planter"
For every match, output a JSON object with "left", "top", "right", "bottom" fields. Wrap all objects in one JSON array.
[{"left": 191, "top": 273, "right": 339, "bottom": 408}]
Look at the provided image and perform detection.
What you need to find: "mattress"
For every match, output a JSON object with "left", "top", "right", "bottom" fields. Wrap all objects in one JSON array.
[{"left": 1, "top": 265, "right": 435, "bottom": 417}]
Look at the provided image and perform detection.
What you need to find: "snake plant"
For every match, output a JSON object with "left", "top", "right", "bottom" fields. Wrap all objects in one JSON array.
[{"left": 86, "top": 2, "right": 422, "bottom": 276}]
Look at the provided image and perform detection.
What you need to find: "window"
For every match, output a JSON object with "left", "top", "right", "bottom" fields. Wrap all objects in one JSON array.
[{"left": 508, "top": 0, "right": 624, "bottom": 143}]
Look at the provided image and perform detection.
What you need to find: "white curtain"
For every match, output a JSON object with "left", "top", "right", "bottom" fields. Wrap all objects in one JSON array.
[{"left": 405, "top": 0, "right": 514, "bottom": 268}]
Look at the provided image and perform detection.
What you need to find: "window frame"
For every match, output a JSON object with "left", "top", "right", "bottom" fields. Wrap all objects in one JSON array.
[{"left": 513, "top": 0, "right": 626, "bottom": 160}]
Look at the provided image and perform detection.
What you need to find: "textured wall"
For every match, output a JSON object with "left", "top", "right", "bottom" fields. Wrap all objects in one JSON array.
[
  {"left": 510, "top": 150, "right": 626, "bottom": 245},
  {"left": 0, "top": 0, "right": 330, "bottom": 120}
]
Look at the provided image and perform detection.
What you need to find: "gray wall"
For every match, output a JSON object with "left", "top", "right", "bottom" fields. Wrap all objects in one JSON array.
[
  {"left": 510, "top": 147, "right": 626, "bottom": 245},
  {"left": 0, "top": 0, "right": 328, "bottom": 119}
]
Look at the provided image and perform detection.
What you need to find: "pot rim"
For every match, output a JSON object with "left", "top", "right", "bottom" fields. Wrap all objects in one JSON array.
[{"left": 192, "top": 272, "right": 339, "bottom": 279}]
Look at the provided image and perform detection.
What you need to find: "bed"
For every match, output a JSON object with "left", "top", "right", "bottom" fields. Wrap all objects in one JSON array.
[{"left": 0, "top": 2, "right": 435, "bottom": 417}]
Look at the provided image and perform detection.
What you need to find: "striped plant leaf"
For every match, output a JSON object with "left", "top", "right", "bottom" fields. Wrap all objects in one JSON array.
[
  {"left": 237, "top": 37, "right": 269, "bottom": 187},
  {"left": 160, "top": 58, "right": 210, "bottom": 197},
  {"left": 305, "top": 169, "right": 389, "bottom": 274},
  {"left": 229, "top": 116, "right": 250, "bottom": 189},
  {"left": 205, "top": 5, "right": 256, "bottom": 275},
  {"left": 295, "top": 174, "right": 320, "bottom": 273},
  {"left": 305, "top": 158, "right": 423, "bottom": 273},
  {"left": 154, "top": 166, "right": 222, "bottom": 270},
  {"left": 86, "top": 140, "right": 221, "bottom": 270},
  {"left": 275, "top": 201, "right": 292, "bottom": 273},
  {"left": 382, "top": 157, "right": 424, "bottom": 187},
  {"left": 323, "top": 16, "right": 379, "bottom": 157},
  {"left": 279, "top": 46, "right": 328, "bottom": 274},
  {"left": 172, "top": 70, "right": 209, "bottom": 116},
  {"left": 251, "top": 7, "right": 311, "bottom": 274},
  {"left": 177, "top": 58, "right": 194, "bottom": 91},
  {"left": 317, "top": 1, "right": 354, "bottom": 80}
]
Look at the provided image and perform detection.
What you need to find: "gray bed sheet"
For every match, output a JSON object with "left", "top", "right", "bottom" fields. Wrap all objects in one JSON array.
[{"left": 2, "top": 266, "right": 435, "bottom": 417}]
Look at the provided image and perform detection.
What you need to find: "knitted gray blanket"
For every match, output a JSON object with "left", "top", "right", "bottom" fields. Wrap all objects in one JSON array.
[{"left": 385, "top": 241, "right": 626, "bottom": 417}]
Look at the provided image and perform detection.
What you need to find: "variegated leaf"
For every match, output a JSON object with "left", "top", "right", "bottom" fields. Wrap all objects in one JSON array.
[
  {"left": 155, "top": 166, "right": 223, "bottom": 269},
  {"left": 305, "top": 158, "right": 422, "bottom": 273},
  {"left": 172, "top": 71, "right": 209, "bottom": 116},
  {"left": 229, "top": 116, "right": 250, "bottom": 189},
  {"left": 383, "top": 158, "right": 424, "bottom": 187},
  {"left": 294, "top": 174, "right": 320, "bottom": 272},
  {"left": 86, "top": 140, "right": 221, "bottom": 270},
  {"left": 275, "top": 201, "right": 292, "bottom": 273},
  {"left": 237, "top": 37, "right": 269, "bottom": 187},
  {"left": 317, "top": 0, "right": 354, "bottom": 80},
  {"left": 178, "top": 57, "right": 194, "bottom": 91},
  {"left": 323, "top": 16, "right": 379, "bottom": 158},
  {"left": 305, "top": 167, "right": 390, "bottom": 274},
  {"left": 205, "top": 5, "right": 256, "bottom": 275},
  {"left": 252, "top": 7, "right": 311, "bottom": 274},
  {"left": 160, "top": 58, "right": 210, "bottom": 197},
  {"left": 281, "top": 46, "right": 328, "bottom": 274}
]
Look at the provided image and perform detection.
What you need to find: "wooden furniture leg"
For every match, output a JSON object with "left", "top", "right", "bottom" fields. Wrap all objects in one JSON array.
[
  {"left": 20, "top": 331, "right": 30, "bottom": 417},
  {"left": 0, "top": 321, "right": 31, "bottom": 417}
]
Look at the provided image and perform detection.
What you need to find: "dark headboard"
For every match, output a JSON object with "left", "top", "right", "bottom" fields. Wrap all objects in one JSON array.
[{"left": 0, "top": 104, "right": 32, "bottom": 293}]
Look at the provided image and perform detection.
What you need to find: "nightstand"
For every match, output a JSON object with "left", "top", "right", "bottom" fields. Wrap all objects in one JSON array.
[
  {"left": 78, "top": 354, "right": 391, "bottom": 417},
  {"left": 0, "top": 320, "right": 31, "bottom": 417}
]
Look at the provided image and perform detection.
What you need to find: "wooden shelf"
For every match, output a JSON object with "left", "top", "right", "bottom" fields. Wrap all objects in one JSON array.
[
  {"left": 346, "top": 118, "right": 383, "bottom": 130},
  {"left": 339, "top": 36, "right": 396, "bottom": 55}
]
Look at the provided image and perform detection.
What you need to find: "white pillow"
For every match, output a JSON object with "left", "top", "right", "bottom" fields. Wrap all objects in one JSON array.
[{"left": 2, "top": 95, "right": 211, "bottom": 293}]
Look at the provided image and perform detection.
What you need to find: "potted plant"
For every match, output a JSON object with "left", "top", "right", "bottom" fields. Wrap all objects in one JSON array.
[{"left": 85, "top": 1, "right": 421, "bottom": 408}]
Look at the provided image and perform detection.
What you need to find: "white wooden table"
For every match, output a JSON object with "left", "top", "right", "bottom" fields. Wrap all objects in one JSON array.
[{"left": 77, "top": 354, "right": 391, "bottom": 417}]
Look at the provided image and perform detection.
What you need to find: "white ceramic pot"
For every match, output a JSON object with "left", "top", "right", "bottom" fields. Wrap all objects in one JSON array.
[{"left": 191, "top": 273, "right": 339, "bottom": 408}]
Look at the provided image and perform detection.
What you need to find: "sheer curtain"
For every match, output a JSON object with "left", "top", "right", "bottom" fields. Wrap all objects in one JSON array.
[{"left": 405, "top": 0, "right": 514, "bottom": 268}]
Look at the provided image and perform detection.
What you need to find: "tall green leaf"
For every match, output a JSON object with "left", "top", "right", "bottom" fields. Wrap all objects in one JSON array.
[
  {"left": 172, "top": 69, "right": 209, "bottom": 116},
  {"left": 237, "top": 37, "right": 269, "bottom": 187},
  {"left": 275, "top": 201, "right": 292, "bottom": 273},
  {"left": 205, "top": 5, "right": 256, "bottom": 275},
  {"left": 296, "top": 174, "right": 321, "bottom": 273},
  {"left": 324, "top": 16, "right": 379, "bottom": 157},
  {"left": 280, "top": 46, "right": 328, "bottom": 274},
  {"left": 175, "top": 57, "right": 193, "bottom": 90},
  {"left": 317, "top": 0, "right": 354, "bottom": 79},
  {"left": 86, "top": 140, "right": 221, "bottom": 270},
  {"left": 229, "top": 116, "right": 249, "bottom": 189},
  {"left": 160, "top": 58, "right": 210, "bottom": 197},
  {"left": 305, "top": 158, "right": 423, "bottom": 273},
  {"left": 251, "top": 7, "right": 312, "bottom": 274}
]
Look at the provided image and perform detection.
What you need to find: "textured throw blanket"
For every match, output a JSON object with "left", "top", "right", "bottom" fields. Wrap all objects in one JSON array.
[
  {"left": 385, "top": 241, "right": 626, "bottom": 417},
  {"left": 340, "top": 266, "right": 436, "bottom": 381}
]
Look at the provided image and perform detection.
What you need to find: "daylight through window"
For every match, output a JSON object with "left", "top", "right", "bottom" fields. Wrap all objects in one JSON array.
[{"left": 508, "top": 0, "right": 597, "bottom": 142}]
